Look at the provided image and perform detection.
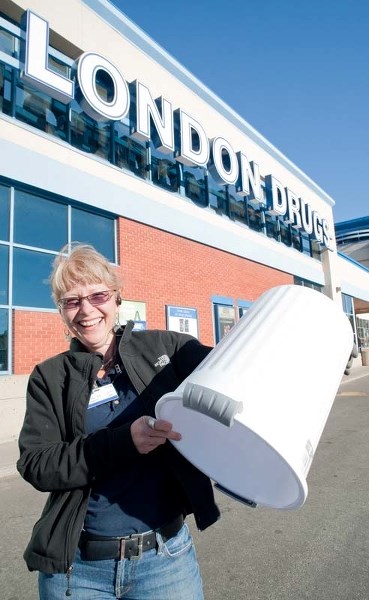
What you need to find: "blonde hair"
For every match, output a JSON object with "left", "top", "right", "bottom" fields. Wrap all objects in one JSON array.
[{"left": 50, "top": 243, "right": 121, "bottom": 305}]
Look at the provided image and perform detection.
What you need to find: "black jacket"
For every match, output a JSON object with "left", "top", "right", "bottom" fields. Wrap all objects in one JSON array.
[{"left": 17, "top": 322, "right": 220, "bottom": 574}]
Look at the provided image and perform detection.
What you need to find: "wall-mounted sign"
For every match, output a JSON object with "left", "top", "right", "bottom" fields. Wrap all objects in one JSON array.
[
  {"left": 119, "top": 300, "right": 147, "bottom": 331},
  {"left": 166, "top": 306, "right": 199, "bottom": 339},
  {"left": 20, "top": 9, "right": 332, "bottom": 250}
]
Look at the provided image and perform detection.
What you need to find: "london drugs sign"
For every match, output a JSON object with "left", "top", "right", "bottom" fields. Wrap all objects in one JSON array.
[{"left": 21, "top": 10, "right": 331, "bottom": 249}]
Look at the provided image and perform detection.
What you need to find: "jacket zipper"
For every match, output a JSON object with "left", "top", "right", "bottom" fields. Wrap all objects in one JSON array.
[{"left": 65, "top": 565, "right": 73, "bottom": 596}]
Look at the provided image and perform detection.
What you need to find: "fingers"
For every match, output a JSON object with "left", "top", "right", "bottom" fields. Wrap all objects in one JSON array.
[
  {"left": 131, "top": 416, "right": 181, "bottom": 454},
  {"left": 146, "top": 416, "right": 156, "bottom": 430},
  {"left": 147, "top": 418, "right": 180, "bottom": 437}
]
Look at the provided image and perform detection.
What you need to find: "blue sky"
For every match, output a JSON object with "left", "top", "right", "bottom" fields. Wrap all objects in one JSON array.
[{"left": 110, "top": 0, "right": 369, "bottom": 223}]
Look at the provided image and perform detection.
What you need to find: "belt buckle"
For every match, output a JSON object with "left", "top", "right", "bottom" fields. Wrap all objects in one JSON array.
[{"left": 130, "top": 534, "right": 143, "bottom": 560}]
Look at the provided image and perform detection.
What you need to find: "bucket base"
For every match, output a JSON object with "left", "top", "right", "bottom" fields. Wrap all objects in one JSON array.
[{"left": 156, "top": 393, "right": 307, "bottom": 510}]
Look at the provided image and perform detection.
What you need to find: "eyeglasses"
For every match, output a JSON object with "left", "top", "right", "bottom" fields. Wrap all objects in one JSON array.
[{"left": 58, "top": 290, "right": 116, "bottom": 310}]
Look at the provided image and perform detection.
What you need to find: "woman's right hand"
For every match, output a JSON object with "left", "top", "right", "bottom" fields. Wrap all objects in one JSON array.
[{"left": 130, "top": 416, "right": 181, "bottom": 454}]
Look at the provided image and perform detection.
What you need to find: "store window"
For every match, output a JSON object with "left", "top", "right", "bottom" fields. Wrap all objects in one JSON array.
[
  {"left": 356, "top": 316, "right": 369, "bottom": 350},
  {"left": 265, "top": 212, "right": 279, "bottom": 241},
  {"left": 70, "top": 103, "right": 111, "bottom": 159},
  {"left": 300, "top": 233, "right": 311, "bottom": 256},
  {"left": 151, "top": 145, "right": 179, "bottom": 193},
  {"left": 228, "top": 184, "right": 247, "bottom": 225},
  {"left": 0, "top": 309, "right": 8, "bottom": 372},
  {"left": 208, "top": 173, "right": 228, "bottom": 216},
  {"left": 294, "top": 276, "right": 323, "bottom": 293},
  {"left": 0, "top": 245, "right": 9, "bottom": 304},
  {"left": 13, "top": 248, "right": 55, "bottom": 308},
  {"left": 0, "top": 179, "right": 118, "bottom": 371},
  {"left": 0, "top": 184, "right": 10, "bottom": 240},
  {"left": 183, "top": 166, "right": 207, "bottom": 206},
  {"left": 291, "top": 228, "right": 302, "bottom": 251},
  {"left": 341, "top": 293, "right": 357, "bottom": 346},
  {"left": 0, "top": 20, "right": 19, "bottom": 59},
  {"left": 213, "top": 297, "right": 236, "bottom": 343},
  {"left": 71, "top": 207, "right": 115, "bottom": 261},
  {"left": 247, "top": 201, "right": 263, "bottom": 232},
  {"left": 114, "top": 120, "right": 147, "bottom": 178},
  {"left": 280, "top": 220, "right": 292, "bottom": 246},
  {"left": 238, "top": 300, "right": 252, "bottom": 319},
  {"left": 14, "top": 190, "right": 67, "bottom": 250},
  {"left": 0, "top": 62, "right": 13, "bottom": 115},
  {"left": 10, "top": 196, "right": 116, "bottom": 308}
]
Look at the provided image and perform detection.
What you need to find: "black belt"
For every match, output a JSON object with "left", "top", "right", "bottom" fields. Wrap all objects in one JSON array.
[{"left": 79, "top": 515, "right": 184, "bottom": 561}]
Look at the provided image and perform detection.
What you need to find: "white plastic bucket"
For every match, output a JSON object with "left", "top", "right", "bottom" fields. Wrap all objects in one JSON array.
[{"left": 156, "top": 285, "right": 353, "bottom": 509}]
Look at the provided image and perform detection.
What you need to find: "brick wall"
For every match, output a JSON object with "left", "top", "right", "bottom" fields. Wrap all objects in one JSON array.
[
  {"left": 117, "top": 217, "right": 292, "bottom": 344},
  {"left": 13, "top": 311, "right": 68, "bottom": 374},
  {"left": 12, "top": 217, "right": 293, "bottom": 374}
]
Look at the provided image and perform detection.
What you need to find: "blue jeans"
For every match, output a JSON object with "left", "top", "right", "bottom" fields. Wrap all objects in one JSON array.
[{"left": 39, "top": 524, "right": 204, "bottom": 599}]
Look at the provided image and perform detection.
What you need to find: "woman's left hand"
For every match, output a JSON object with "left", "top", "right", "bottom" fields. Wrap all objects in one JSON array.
[{"left": 130, "top": 416, "right": 182, "bottom": 454}]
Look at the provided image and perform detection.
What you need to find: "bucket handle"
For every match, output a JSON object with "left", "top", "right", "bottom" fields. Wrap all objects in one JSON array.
[{"left": 182, "top": 382, "right": 243, "bottom": 427}]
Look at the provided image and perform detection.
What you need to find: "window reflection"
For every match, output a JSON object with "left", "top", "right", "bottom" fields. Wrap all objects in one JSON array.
[
  {"left": 0, "top": 62, "right": 13, "bottom": 115},
  {"left": 280, "top": 220, "right": 292, "bottom": 246},
  {"left": 14, "top": 191, "right": 67, "bottom": 250},
  {"left": 114, "top": 123, "right": 147, "bottom": 178},
  {"left": 300, "top": 233, "right": 311, "bottom": 256},
  {"left": 0, "top": 184, "right": 10, "bottom": 241},
  {"left": 311, "top": 240, "right": 321, "bottom": 261},
  {"left": 0, "top": 27, "right": 17, "bottom": 59},
  {"left": 71, "top": 208, "right": 115, "bottom": 262},
  {"left": 17, "top": 87, "right": 56, "bottom": 132},
  {"left": 265, "top": 212, "right": 279, "bottom": 240},
  {"left": 70, "top": 104, "right": 110, "bottom": 159},
  {"left": 15, "top": 78, "right": 69, "bottom": 140},
  {"left": 13, "top": 248, "right": 55, "bottom": 308},
  {"left": 0, "top": 309, "right": 8, "bottom": 372},
  {"left": 0, "top": 245, "right": 8, "bottom": 304},
  {"left": 152, "top": 157, "right": 178, "bottom": 191},
  {"left": 291, "top": 228, "right": 302, "bottom": 251},
  {"left": 229, "top": 192, "right": 247, "bottom": 223},
  {"left": 247, "top": 202, "right": 262, "bottom": 232},
  {"left": 183, "top": 167, "right": 207, "bottom": 205}
]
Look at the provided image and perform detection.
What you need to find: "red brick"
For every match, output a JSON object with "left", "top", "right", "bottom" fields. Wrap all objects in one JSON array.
[{"left": 13, "top": 217, "right": 292, "bottom": 374}]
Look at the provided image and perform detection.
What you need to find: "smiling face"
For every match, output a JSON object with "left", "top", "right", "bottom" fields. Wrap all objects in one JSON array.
[{"left": 60, "top": 282, "right": 118, "bottom": 355}]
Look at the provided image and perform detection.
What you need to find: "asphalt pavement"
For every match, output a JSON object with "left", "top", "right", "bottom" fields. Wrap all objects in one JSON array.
[{"left": 1, "top": 366, "right": 369, "bottom": 599}]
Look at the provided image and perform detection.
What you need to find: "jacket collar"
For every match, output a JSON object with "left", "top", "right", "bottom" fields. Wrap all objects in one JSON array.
[{"left": 68, "top": 320, "right": 135, "bottom": 357}]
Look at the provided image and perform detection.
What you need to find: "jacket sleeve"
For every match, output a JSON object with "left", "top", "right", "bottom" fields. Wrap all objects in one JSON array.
[{"left": 17, "top": 367, "right": 140, "bottom": 493}]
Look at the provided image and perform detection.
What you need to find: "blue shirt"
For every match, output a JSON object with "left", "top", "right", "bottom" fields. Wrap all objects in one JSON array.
[{"left": 83, "top": 364, "right": 185, "bottom": 536}]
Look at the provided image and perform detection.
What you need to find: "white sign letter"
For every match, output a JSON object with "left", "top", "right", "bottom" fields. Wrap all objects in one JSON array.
[
  {"left": 208, "top": 137, "right": 239, "bottom": 185},
  {"left": 285, "top": 188, "right": 302, "bottom": 228},
  {"left": 236, "top": 153, "right": 261, "bottom": 201},
  {"left": 130, "top": 81, "right": 174, "bottom": 153},
  {"left": 174, "top": 110, "right": 209, "bottom": 167},
  {"left": 21, "top": 10, "right": 74, "bottom": 103},
  {"left": 265, "top": 175, "right": 287, "bottom": 216},
  {"left": 76, "top": 52, "right": 129, "bottom": 121}
]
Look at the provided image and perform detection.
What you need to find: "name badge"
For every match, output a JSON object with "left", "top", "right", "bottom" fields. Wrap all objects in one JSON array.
[{"left": 88, "top": 383, "right": 119, "bottom": 409}]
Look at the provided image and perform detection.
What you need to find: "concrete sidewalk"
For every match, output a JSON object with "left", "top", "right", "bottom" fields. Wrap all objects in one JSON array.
[
  {"left": 1, "top": 363, "right": 368, "bottom": 480},
  {"left": 0, "top": 437, "right": 19, "bottom": 479}
]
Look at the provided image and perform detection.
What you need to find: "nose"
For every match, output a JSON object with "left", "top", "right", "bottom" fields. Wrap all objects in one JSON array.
[{"left": 77, "top": 297, "right": 95, "bottom": 313}]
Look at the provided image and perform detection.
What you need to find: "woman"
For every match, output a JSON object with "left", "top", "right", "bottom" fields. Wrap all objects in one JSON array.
[{"left": 17, "top": 243, "right": 220, "bottom": 599}]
